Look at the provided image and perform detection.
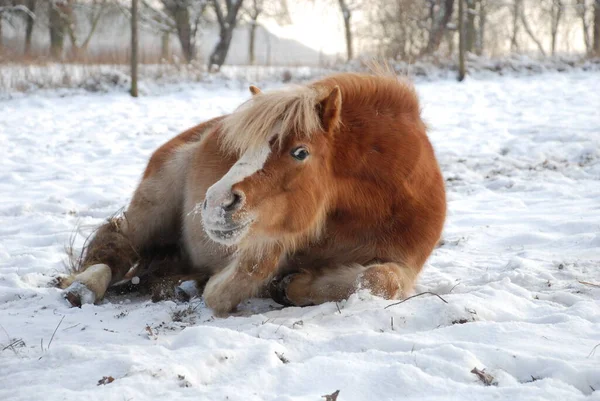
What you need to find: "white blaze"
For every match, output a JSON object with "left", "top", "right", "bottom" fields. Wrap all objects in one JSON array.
[{"left": 202, "top": 142, "right": 271, "bottom": 227}]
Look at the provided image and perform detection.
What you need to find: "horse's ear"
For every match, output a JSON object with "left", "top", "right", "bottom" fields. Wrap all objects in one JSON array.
[
  {"left": 249, "top": 85, "right": 262, "bottom": 96},
  {"left": 319, "top": 86, "right": 342, "bottom": 133}
]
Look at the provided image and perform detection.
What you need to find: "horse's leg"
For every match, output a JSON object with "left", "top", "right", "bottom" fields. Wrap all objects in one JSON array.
[
  {"left": 201, "top": 247, "right": 283, "bottom": 315},
  {"left": 274, "top": 263, "right": 420, "bottom": 306},
  {"left": 58, "top": 216, "right": 137, "bottom": 306},
  {"left": 58, "top": 146, "right": 194, "bottom": 306}
]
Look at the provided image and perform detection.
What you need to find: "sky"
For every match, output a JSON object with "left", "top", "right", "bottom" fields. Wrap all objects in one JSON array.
[{"left": 262, "top": 1, "right": 347, "bottom": 55}]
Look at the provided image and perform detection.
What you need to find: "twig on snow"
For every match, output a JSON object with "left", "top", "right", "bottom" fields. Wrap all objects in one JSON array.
[
  {"left": 47, "top": 315, "right": 65, "bottom": 350},
  {"left": 384, "top": 292, "right": 448, "bottom": 309},
  {"left": 2, "top": 338, "right": 25, "bottom": 352},
  {"left": 275, "top": 351, "right": 289, "bottom": 364},
  {"left": 579, "top": 280, "right": 600, "bottom": 288},
  {"left": 588, "top": 343, "right": 600, "bottom": 358}
]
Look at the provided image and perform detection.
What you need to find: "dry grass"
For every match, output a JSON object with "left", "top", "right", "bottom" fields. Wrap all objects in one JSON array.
[{"left": 2, "top": 53, "right": 598, "bottom": 96}]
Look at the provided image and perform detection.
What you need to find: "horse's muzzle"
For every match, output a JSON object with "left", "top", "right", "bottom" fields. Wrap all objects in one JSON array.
[{"left": 201, "top": 188, "right": 251, "bottom": 245}]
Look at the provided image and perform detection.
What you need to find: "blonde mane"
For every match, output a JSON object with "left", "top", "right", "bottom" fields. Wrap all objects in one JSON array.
[{"left": 220, "top": 85, "right": 325, "bottom": 154}]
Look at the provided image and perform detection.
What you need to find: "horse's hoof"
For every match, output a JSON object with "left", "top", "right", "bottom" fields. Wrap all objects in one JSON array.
[
  {"left": 268, "top": 274, "right": 296, "bottom": 306},
  {"left": 54, "top": 275, "right": 74, "bottom": 289},
  {"left": 63, "top": 282, "right": 96, "bottom": 307}
]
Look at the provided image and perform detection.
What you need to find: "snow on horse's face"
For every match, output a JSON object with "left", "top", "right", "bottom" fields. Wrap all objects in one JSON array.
[{"left": 201, "top": 85, "right": 341, "bottom": 249}]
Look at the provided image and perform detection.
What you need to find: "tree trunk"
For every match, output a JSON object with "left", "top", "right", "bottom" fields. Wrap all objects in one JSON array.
[
  {"left": 0, "top": 16, "right": 3, "bottom": 54},
  {"left": 458, "top": 0, "right": 466, "bottom": 81},
  {"left": 248, "top": 19, "right": 257, "bottom": 65},
  {"left": 24, "top": 0, "right": 35, "bottom": 55},
  {"left": 131, "top": 0, "right": 138, "bottom": 97},
  {"left": 208, "top": 0, "right": 245, "bottom": 72},
  {"left": 520, "top": 6, "right": 546, "bottom": 56},
  {"left": 511, "top": 0, "right": 520, "bottom": 52},
  {"left": 338, "top": 0, "right": 353, "bottom": 61},
  {"left": 209, "top": 27, "right": 234, "bottom": 71},
  {"left": 550, "top": 0, "right": 563, "bottom": 56},
  {"left": 594, "top": 0, "right": 600, "bottom": 54},
  {"left": 576, "top": 0, "right": 590, "bottom": 53},
  {"left": 465, "top": 0, "right": 476, "bottom": 53},
  {"left": 266, "top": 33, "right": 271, "bottom": 66},
  {"left": 174, "top": 6, "right": 193, "bottom": 62},
  {"left": 343, "top": 14, "right": 353, "bottom": 61},
  {"left": 161, "top": 0, "right": 195, "bottom": 62},
  {"left": 49, "top": 3, "right": 69, "bottom": 59},
  {"left": 476, "top": 0, "right": 485, "bottom": 55},
  {"left": 161, "top": 31, "right": 170, "bottom": 60},
  {"left": 423, "top": 0, "right": 455, "bottom": 55}
]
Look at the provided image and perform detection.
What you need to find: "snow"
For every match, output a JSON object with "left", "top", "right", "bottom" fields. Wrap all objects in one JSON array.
[{"left": 1, "top": 72, "right": 599, "bottom": 401}]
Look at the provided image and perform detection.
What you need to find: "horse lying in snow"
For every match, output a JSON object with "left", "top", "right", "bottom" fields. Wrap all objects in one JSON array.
[{"left": 57, "top": 72, "right": 446, "bottom": 315}]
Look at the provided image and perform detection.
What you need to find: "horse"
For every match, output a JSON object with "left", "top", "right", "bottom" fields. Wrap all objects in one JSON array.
[{"left": 57, "top": 71, "right": 446, "bottom": 315}]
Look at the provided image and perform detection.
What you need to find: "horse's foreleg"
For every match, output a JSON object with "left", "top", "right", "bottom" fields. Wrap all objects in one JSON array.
[
  {"left": 202, "top": 248, "right": 282, "bottom": 315},
  {"left": 273, "top": 262, "right": 420, "bottom": 306}
]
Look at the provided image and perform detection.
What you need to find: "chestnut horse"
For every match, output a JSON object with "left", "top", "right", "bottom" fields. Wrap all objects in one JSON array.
[{"left": 58, "top": 72, "right": 446, "bottom": 315}]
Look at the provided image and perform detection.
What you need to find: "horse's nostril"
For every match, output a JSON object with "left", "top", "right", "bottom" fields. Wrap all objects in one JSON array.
[
  {"left": 222, "top": 192, "right": 243, "bottom": 212},
  {"left": 202, "top": 199, "right": 207, "bottom": 210}
]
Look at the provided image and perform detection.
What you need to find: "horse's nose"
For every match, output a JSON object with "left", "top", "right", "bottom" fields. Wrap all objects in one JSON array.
[
  {"left": 203, "top": 186, "right": 245, "bottom": 226},
  {"left": 221, "top": 190, "right": 244, "bottom": 213}
]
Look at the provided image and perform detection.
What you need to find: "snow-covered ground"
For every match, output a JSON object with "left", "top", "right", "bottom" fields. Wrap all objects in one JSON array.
[{"left": 0, "top": 72, "right": 599, "bottom": 401}]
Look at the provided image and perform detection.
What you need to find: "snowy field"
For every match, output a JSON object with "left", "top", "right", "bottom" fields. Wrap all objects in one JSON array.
[{"left": 0, "top": 72, "right": 599, "bottom": 401}]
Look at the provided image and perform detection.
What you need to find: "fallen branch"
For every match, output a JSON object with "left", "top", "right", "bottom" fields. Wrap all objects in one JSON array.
[
  {"left": 384, "top": 292, "right": 448, "bottom": 309},
  {"left": 579, "top": 281, "right": 600, "bottom": 288}
]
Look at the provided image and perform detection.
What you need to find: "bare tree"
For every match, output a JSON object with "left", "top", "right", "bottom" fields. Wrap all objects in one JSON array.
[
  {"left": 0, "top": 0, "right": 28, "bottom": 53},
  {"left": 49, "top": 0, "right": 73, "bottom": 59},
  {"left": 131, "top": 0, "right": 138, "bottom": 97},
  {"left": 476, "top": 0, "right": 486, "bottom": 55},
  {"left": 465, "top": 0, "right": 476, "bottom": 53},
  {"left": 66, "top": 0, "right": 112, "bottom": 58},
  {"left": 0, "top": 0, "right": 8, "bottom": 52},
  {"left": 548, "top": 0, "right": 563, "bottom": 56},
  {"left": 247, "top": 0, "right": 260, "bottom": 64},
  {"left": 337, "top": 0, "right": 359, "bottom": 61},
  {"left": 0, "top": 1, "right": 35, "bottom": 54},
  {"left": 162, "top": 0, "right": 207, "bottom": 62},
  {"left": 594, "top": 0, "right": 600, "bottom": 54},
  {"left": 422, "top": 0, "right": 455, "bottom": 55},
  {"left": 575, "top": 0, "right": 591, "bottom": 53},
  {"left": 510, "top": 0, "right": 520, "bottom": 52},
  {"left": 458, "top": 0, "right": 466, "bottom": 80},
  {"left": 243, "top": 0, "right": 289, "bottom": 65},
  {"left": 24, "top": 0, "right": 35, "bottom": 54},
  {"left": 520, "top": 2, "right": 546, "bottom": 55},
  {"left": 208, "top": 0, "right": 245, "bottom": 71},
  {"left": 366, "top": 0, "right": 432, "bottom": 60},
  {"left": 139, "top": 0, "right": 208, "bottom": 63}
]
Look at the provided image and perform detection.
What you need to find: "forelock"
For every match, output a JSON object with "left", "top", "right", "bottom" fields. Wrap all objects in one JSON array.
[{"left": 220, "top": 85, "right": 325, "bottom": 154}]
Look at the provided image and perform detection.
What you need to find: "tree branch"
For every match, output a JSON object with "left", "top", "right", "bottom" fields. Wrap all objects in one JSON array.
[{"left": 212, "top": 0, "right": 225, "bottom": 26}]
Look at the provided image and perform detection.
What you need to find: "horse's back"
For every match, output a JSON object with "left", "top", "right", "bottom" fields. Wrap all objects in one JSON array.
[{"left": 142, "top": 116, "right": 225, "bottom": 179}]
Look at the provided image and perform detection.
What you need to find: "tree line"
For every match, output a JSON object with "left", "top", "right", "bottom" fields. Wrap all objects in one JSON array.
[{"left": 1, "top": 0, "right": 599, "bottom": 69}]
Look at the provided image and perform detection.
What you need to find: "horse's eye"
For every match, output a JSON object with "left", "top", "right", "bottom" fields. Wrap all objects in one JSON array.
[{"left": 291, "top": 146, "right": 309, "bottom": 161}]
